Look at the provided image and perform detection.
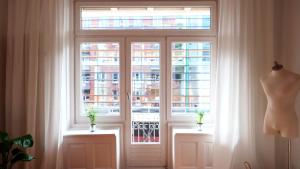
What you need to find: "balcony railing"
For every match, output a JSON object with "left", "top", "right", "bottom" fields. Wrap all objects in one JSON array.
[{"left": 131, "top": 121, "right": 160, "bottom": 144}]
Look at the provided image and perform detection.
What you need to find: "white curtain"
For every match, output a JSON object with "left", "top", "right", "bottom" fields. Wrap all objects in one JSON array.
[
  {"left": 5, "top": 0, "right": 70, "bottom": 169},
  {"left": 213, "top": 0, "right": 275, "bottom": 169}
]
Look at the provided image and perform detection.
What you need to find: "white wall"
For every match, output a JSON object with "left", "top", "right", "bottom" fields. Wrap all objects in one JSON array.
[
  {"left": 275, "top": 0, "right": 300, "bottom": 169},
  {"left": 0, "top": 0, "right": 8, "bottom": 131}
]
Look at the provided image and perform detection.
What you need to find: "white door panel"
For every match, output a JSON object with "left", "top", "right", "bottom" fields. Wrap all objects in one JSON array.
[{"left": 125, "top": 37, "right": 167, "bottom": 168}]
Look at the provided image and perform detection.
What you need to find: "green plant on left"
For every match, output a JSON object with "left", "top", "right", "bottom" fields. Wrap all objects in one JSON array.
[
  {"left": 0, "top": 132, "right": 35, "bottom": 169},
  {"left": 87, "top": 108, "right": 97, "bottom": 125},
  {"left": 196, "top": 110, "right": 206, "bottom": 124}
]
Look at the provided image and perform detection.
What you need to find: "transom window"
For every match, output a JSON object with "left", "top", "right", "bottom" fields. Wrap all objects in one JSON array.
[{"left": 80, "top": 7, "right": 211, "bottom": 30}]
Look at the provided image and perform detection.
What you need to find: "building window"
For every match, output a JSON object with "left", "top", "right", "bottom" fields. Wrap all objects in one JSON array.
[
  {"left": 96, "top": 72, "right": 105, "bottom": 81},
  {"left": 112, "top": 73, "right": 119, "bottom": 81}
]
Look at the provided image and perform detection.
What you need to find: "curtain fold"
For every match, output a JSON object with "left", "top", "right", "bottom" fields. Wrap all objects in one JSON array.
[
  {"left": 213, "top": 0, "right": 275, "bottom": 169},
  {"left": 0, "top": 0, "right": 8, "bottom": 131},
  {"left": 5, "top": 0, "right": 70, "bottom": 169}
]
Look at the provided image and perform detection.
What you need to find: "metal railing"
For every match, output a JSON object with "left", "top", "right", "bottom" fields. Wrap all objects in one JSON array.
[{"left": 131, "top": 121, "right": 160, "bottom": 143}]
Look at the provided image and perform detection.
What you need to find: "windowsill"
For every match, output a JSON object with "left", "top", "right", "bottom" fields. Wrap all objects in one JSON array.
[
  {"left": 172, "top": 128, "right": 214, "bottom": 136},
  {"left": 64, "top": 129, "right": 119, "bottom": 136}
]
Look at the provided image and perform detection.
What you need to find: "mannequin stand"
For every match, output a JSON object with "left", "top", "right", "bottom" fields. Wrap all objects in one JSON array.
[
  {"left": 288, "top": 139, "right": 291, "bottom": 169},
  {"left": 244, "top": 161, "right": 252, "bottom": 169}
]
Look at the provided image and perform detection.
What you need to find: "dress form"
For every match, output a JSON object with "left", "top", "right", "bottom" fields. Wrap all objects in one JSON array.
[{"left": 260, "top": 63, "right": 300, "bottom": 138}]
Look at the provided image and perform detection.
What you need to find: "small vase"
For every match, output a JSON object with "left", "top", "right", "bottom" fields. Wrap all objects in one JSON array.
[
  {"left": 197, "top": 123, "right": 203, "bottom": 131},
  {"left": 90, "top": 124, "right": 96, "bottom": 132}
]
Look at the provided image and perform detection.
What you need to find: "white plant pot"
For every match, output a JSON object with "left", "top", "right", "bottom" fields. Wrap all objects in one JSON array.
[
  {"left": 197, "top": 123, "right": 203, "bottom": 131},
  {"left": 90, "top": 124, "right": 96, "bottom": 132}
]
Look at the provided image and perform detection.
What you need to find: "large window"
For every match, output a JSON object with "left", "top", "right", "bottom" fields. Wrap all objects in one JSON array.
[
  {"left": 74, "top": 2, "right": 216, "bottom": 146},
  {"left": 74, "top": 2, "right": 216, "bottom": 167}
]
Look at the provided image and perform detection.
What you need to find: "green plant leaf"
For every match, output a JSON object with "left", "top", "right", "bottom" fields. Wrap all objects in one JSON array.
[
  {"left": 0, "top": 132, "right": 10, "bottom": 154},
  {"left": 11, "top": 147, "right": 24, "bottom": 156},
  {"left": 0, "top": 132, "right": 9, "bottom": 142},
  {"left": 196, "top": 110, "right": 205, "bottom": 123},
  {"left": 0, "top": 142, "right": 6, "bottom": 153},
  {"left": 12, "top": 135, "right": 34, "bottom": 148},
  {"left": 11, "top": 152, "right": 35, "bottom": 164},
  {"left": 87, "top": 109, "right": 96, "bottom": 124},
  {"left": 1, "top": 133, "right": 36, "bottom": 169}
]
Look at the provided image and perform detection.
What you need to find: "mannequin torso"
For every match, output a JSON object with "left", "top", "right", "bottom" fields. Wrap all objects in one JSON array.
[{"left": 260, "top": 68, "right": 300, "bottom": 138}]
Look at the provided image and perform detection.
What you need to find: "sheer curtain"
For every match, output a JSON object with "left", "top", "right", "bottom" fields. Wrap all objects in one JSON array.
[
  {"left": 5, "top": 0, "right": 70, "bottom": 169},
  {"left": 213, "top": 0, "right": 275, "bottom": 169}
]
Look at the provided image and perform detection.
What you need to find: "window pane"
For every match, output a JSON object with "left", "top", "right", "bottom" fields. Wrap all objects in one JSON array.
[
  {"left": 80, "top": 42, "right": 120, "bottom": 116},
  {"left": 131, "top": 42, "right": 160, "bottom": 144},
  {"left": 171, "top": 42, "right": 211, "bottom": 114},
  {"left": 81, "top": 7, "right": 211, "bottom": 30}
]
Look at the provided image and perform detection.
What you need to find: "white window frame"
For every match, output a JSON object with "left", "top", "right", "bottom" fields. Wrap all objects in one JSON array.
[
  {"left": 74, "top": 37, "right": 126, "bottom": 124},
  {"left": 72, "top": 1, "right": 217, "bottom": 127},
  {"left": 125, "top": 37, "right": 167, "bottom": 166},
  {"left": 125, "top": 37, "right": 166, "bottom": 144},
  {"left": 166, "top": 37, "right": 217, "bottom": 122}
]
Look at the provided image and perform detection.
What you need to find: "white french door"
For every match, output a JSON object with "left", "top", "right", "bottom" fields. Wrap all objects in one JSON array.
[
  {"left": 125, "top": 37, "right": 167, "bottom": 167},
  {"left": 75, "top": 36, "right": 215, "bottom": 168}
]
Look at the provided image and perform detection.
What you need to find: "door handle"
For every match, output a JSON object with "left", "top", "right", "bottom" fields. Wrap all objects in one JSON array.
[{"left": 127, "top": 92, "right": 130, "bottom": 101}]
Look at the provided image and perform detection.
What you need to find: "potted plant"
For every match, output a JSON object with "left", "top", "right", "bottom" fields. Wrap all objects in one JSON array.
[
  {"left": 87, "top": 108, "right": 97, "bottom": 132},
  {"left": 195, "top": 110, "right": 205, "bottom": 131},
  {"left": 0, "top": 132, "right": 35, "bottom": 169}
]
